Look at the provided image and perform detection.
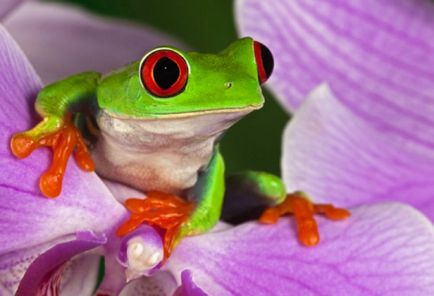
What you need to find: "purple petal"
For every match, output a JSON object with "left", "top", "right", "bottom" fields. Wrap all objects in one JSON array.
[
  {"left": 0, "top": 0, "right": 28, "bottom": 20},
  {"left": 16, "top": 231, "right": 105, "bottom": 295},
  {"left": 173, "top": 270, "right": 207, "bottom": 296},
  {"left": 59, "top": 253, "right": 101, "bottom": 296},
  {"left": 236, "top": 0, "right": 434, "bottom": 153},
  {"left": 0, "top": 239, "right": 55, "bottom": 294},
  {"left": 103, "top": 178, "right": 145, "bottom": 204},
  {"left": 118, "top": 272, "right": 177, "bottom": 296},
  {"left": 0, "top": 24, "right": 126, "bottom": 291},
  {"left": 5, "top": 2, "right": 186, "bottom": 83},
  {"left": 97, "top": 225, "right": 165, "bottom": 295},
  {"left": 283, "top": 84, "right": 434, "bottom": 220},
  {"left": 96, "top": 246, "right": 126, "bottom": 296},
  {"left": 167, "top": 203, "right": 434, "bottom": 295},
  {"left": 118, "top": 225, "right": 164, "bottom": 278}
]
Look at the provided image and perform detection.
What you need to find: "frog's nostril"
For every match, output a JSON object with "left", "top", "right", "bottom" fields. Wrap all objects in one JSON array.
[{"left": 225, "top": 82, "right": 233, "bottom": 89}]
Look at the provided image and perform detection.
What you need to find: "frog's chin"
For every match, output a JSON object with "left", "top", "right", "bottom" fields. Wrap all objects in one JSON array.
[
  {"left": 97, "top": 106, "right": 255, "bottom": 142},
  {"left": 101, "top": 104, "right": 262, "bottom": 120}
]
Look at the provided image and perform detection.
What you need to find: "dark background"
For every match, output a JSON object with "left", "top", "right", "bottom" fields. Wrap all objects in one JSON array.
[{"left": 48, "top": 0, "right": 289, "bottom": 175}]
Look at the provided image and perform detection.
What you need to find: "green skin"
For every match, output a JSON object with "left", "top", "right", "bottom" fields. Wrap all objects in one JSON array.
[{"left": 21, "top": 37, "right": 287, "bottom": 244}]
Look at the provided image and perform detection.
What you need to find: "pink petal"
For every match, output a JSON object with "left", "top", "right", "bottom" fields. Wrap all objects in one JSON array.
[
  {"left": 236, "top": 0, "right": 434, "bottom": 155},
  {"left": 283, "top": 84, "right": 434, "bottom": 220},
  {"left": 16, "top": 232, "right": 105, "bottom": 295},
  {"left": 173, "top": 270, "right": 207, "bottom": 296},
  {"left": 59, "top": 253, "right": 101, "bottom": 296},
  {"left": 0, "top": 239, "right": 55, "bottom": 294},
  {"left": 97, "top": 225, "right": 168, "bottom": 295},
  {"left": 167, "top": 203, "right": 434, "bottom": 295},
  {"left": 1, "top": 235, "right": 100, "bottom": 295},
  {"left": 5, "top": 2, "right": 186, "bottom": 83},
  {"left": 103, "top": 178, "right": 145, "bottom": 204},
  {"left": 0, "top": 0, "right": 28, "bottom": 20},
  {"left": 119, "top": 272, "right": 177, "bottom": 296}
]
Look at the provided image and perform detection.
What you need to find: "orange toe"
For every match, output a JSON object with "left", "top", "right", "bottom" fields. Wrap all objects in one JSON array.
[
  {"left": 10, "top": 118, "right": 94, "bottom": 198},
  {"left": 259, "top": 192, "right": 350, "bottom": 247},
  {"left": 117, "top": 191, "right": 195, "bottom": 259},
  {"left": 314, "top": 204, "right": 351, "bottom": 220},
  {"left": 10, "top": 134, "right": 36, "bottom": 158}
]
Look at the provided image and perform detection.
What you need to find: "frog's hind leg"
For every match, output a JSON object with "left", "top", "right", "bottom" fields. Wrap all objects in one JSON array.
[
  {"left": 222, "top": 171, "right": 287, "bottom": 223},
  {"left": 223, "top": 171, "right": 350, "bottom": 247},
  {"left": 260, "top": 191, "right": 350, "bottom": 246}
]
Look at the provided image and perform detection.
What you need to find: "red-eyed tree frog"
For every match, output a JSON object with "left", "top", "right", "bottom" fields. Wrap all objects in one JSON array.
[{"left": 10, "top": 38, "right": 349, "bottom": 258}]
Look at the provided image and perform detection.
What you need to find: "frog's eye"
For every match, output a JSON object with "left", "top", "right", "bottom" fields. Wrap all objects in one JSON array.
[
  {"left": 253, "top": 41, "right": 274, "bottom": 84},
  {"left": 140, "top": 49, "right": 188, "bottom": 97}
]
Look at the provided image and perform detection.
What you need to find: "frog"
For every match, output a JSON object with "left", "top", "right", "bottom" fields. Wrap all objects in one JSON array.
[{"left": 10, "top": 37, "right": 349, "bottom": 258}]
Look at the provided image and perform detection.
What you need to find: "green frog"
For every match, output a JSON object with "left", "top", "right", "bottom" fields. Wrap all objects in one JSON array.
[{"left": 10, "top": 38, "right": 349, "bottom": 257}]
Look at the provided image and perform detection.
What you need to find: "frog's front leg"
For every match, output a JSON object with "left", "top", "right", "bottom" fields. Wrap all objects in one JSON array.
[
  {"left": 179, "top": 149, "right": 225, "bottom": 237},
  {"left": 223, "top": 171, "right": 350, "bottom": 246},
  {"left": 10, "top": 72, "right": 101, "bottom": 197},
  {"left": 117, "top": 150, "right": 225, "bottom": 259}
]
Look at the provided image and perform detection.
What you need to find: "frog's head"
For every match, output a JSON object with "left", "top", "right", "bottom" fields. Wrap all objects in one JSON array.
[{"left": 97, "top": 37, "right": 274, "bottom": 120}]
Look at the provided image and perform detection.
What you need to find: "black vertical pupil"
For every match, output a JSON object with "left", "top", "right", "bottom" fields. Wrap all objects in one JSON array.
[
  {"left": 153, "top": 57, "right": 180, "bottom": 89},
  {"left": 260, "top": 44, "right": 274, "bottom": 79}
]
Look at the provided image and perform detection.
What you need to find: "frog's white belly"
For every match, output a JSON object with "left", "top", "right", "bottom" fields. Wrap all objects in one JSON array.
[{"left": 92, "top": 109, "right": 248, "bottom": 194}]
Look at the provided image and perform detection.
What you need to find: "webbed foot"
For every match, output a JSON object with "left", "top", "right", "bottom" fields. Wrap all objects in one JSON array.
[
  {"left": 116, "top": 191, "right": 195, "bottom": 259},
  {"left": 10, "top": 115, "right": 94, "bottom": 197},
  {"left": 259, "top": 191, "right": 350, "bottom": 246}
]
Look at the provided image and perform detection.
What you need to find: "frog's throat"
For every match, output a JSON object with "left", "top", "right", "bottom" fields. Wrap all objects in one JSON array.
[
  {"left": 100, "top": 104, "right": 263, "bottom": 120},
  {"left": 92, "top": 106, "right": 253, "bottom": 194}
]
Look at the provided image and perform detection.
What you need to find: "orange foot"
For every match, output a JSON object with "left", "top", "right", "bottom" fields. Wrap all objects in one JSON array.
[
  {"left": 10, "top": 116, "right": 95, "bottom": 198},
  {"left": 116, "top": 191, "right": 195, "bottom": 259},
  {"left": 259, "top": 192, "right": 350, "bottom": 246}
]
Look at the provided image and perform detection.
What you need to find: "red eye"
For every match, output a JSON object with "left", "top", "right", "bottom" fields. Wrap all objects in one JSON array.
[
  {"left": 140, "top": 49, "right": 189, "bottom": 97},
  {"left": 253, "top": 41, "right": 274, "bottom": 84}
]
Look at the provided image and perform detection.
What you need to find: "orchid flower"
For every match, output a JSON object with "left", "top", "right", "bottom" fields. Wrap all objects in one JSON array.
[
  {"left": 236, "top": 0, "right": 434, "bottom": 221},
  {"left": 2, "top": 1, "right": 434, "bottom": 295}
]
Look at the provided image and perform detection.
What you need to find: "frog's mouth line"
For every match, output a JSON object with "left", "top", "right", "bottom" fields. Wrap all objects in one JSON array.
[{"left": 102, "top": 104, "right": 263, "bottom": 120}]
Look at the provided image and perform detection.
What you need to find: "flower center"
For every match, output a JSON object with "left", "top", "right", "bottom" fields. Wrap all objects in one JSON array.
[{"left": 127, "top": 237, "right": 163, "bottom": 269}]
